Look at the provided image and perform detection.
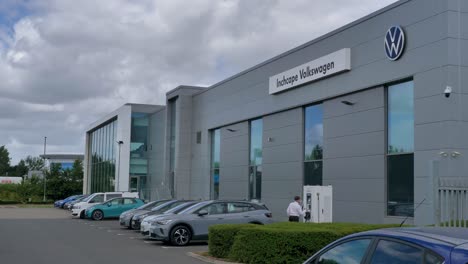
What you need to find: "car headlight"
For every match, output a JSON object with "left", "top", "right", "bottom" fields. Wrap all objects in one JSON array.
[{"left": 155, "top": 219, "right": 173, "bottom": 225}]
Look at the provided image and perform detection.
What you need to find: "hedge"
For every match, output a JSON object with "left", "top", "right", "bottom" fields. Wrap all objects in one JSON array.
[
  {"left": 208, "top": 224, "right": 257, "bottom": 259},
  {"left": 209, "top": 222, "right": 401, "bottom": 264}
]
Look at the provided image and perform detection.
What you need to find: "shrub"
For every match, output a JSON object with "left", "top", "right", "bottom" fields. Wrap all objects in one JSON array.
[
  {"left": 208, "top": 224, "right": 257, "bottom": 258},
  {"left": 209, "top": 222, "right": 401, "bottom": 264}
]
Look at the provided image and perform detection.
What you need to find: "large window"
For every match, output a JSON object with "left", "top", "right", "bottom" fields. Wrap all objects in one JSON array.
[
  {"left": 130, "top": 113, "right": 149, "bottom": 199},
  {"left": 304, "top": 104, "right": 323, "bottom": 186},
  {"left": 168, "top": 98, "right": 177, "bottom": 197},
  {"left": 88, "top": 119, "right": 117, "bottom": 193},
  {"left": 387, "top": 80, "right": 414, "bottom": 217},
  {"left": 249, "top": 119, "right": 263, "bottom": 200},
  {"left": 211, "top": 129, "right": 220, "bottom": 200}
]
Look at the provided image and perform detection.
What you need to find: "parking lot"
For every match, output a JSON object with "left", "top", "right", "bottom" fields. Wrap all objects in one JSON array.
[{"left": 0, "top": 207, "right": 207, "bottom": 264}]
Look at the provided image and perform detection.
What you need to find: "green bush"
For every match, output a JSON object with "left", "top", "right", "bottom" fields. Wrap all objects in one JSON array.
[
  {"left": 209, "top": 222, "right": 401, "bottom": 264},
  {"left": 209, "top": 224, "right": 257, "bottom": 258}
]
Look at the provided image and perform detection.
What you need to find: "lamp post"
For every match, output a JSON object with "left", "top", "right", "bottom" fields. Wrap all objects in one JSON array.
[
  {"left": 116, "top": 140, "right": 123, "bottom": 191},
  {"left": 43, "top": 136, "right": 47, "bottom": 202}
]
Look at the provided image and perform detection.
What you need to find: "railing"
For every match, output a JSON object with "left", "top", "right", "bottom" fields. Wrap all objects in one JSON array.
[{"left": 435, "top": 178, "right": 468, "bottom": 227}]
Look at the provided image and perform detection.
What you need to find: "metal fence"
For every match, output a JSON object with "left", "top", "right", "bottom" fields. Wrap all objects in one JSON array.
[{"left": 435, "top": 177, "right": 468, "bottom": 227}]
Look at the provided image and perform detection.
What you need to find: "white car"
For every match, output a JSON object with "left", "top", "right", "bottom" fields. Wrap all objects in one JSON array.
[{"left": 71, "top": 192, "right": 139, "bottom": 219}]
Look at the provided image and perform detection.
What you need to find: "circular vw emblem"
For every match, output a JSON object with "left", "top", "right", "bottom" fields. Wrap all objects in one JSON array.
[{"left": 385, "top": 26, "right": 405, "bottom": 61}]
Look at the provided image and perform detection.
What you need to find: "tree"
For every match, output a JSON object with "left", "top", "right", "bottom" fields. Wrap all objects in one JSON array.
[
  {"left": 0, "top": 146, "right": 11, "bottom": 175},
  {"left": 45, "top": 160, "right": 83, "bottom": 200},
  {"left": 7, "top": 160, "right": 29, "bottom": 177},
  {"left": 25, "top": 156, "right": 45, "bottom": 171}
]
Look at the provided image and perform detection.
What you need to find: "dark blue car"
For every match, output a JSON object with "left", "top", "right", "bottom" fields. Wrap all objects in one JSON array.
[
  {"left": 304, "top": 227, "right": 468, "bottom": 264},
  {"left": 54, "top": 195, "right": 81, "bottom": 209}
]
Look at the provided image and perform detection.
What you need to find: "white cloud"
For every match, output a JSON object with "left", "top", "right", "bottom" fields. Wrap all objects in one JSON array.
[{"left": 0, "top": 0, "right": 398, "bottom": 164}]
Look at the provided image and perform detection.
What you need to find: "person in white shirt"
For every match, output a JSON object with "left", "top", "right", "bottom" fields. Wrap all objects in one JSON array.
[{"left": 286, "top": 196, "right": 304, "bottom": 222}]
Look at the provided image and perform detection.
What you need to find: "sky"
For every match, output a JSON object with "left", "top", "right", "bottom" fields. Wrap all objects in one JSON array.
[{"left": 0, "top": 0, "right": 398, "bottom": 165}]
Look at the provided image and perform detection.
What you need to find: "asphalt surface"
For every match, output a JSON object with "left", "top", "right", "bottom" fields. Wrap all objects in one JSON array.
[{"left": 0, "top": 208, "right": 207, "bottom": 264}]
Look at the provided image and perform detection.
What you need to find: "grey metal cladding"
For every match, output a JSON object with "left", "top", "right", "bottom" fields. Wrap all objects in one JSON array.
[
  {"left": 324, "top": 155, "right": 385, "bottom": 180},
  {"left": 325, "top": 178, "right": 385, "bottom": 203},
  {"left": 218, "top": 121, "right": 249, "bottom": 200},
  {"left": 333, "top": 201, "right": 384, "bottom": 224},
  {"left": 324, "top": 108, "right": 385, "bottom": 139},
  {"left": 324, "top": 132, "right": 385, "bottom": 159},
  {"left": 262, "top": 162, "right": 302, "bottom": 182}
]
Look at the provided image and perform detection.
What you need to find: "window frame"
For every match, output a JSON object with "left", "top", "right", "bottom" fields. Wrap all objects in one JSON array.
[
  {"left": 210, "top": 128, "right": 221, "bottom": 200},
  {"left": 227, "top": 202, "right": 255, "bottom": 214},
  {"left": 303, "top": 103, "right": 324, "bottom": 187},
  {"left": 385, "top": 79, "right": 415, "bottom": 218},
  {"left": 195, "top": 202, "right": 227, "bottom": 215},
  {"left": 248, "top": 118, "right": 263, "bottom": 201}
]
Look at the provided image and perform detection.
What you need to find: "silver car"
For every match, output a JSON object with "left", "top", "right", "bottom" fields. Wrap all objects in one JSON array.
[
  {"left": 119, "top": 199, "right": 171, "bottom": 229},
  {"left": 148, "top": 200, "right": 273, "bottom": 246},
  {"left": 140, "top": 201, "right": 201, "bottom": 236}
]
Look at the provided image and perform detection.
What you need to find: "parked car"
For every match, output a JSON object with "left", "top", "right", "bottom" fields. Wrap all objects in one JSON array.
[
  {"left": 119, "top": 199, "right": 171, "bottom": 228},
  {"left": 85, "top": 197, "right": 145, "bottom": 220},
  {"left": 302, "top": 227, "right": 468, "bottom": 264},
  {"left": 65, "top": 195, "right": 89, "bottom": 210},
  {"left": 148, "top": 200, "right": 273, "bottom": 246},
  {"left": 54, "top": 195, "right": 81, "bottom": 208},
  {"left": 72, "top": 192, "right": 139, "bottom": 219},
  {"left": 140, "top": 201, "right": 200, "bottom": 236},
  {"left": 131, "top": 200, "right": 193, "bottom": 230}
]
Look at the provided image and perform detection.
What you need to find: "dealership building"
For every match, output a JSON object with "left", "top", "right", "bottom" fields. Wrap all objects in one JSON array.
[{"left": 83, "top": 0, "right": 468, "bottom": 224}]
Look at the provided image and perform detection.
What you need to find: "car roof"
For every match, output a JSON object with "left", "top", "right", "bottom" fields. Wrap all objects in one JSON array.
[{"left": 356, "top": 227, "right": 468, "bottom": 246}]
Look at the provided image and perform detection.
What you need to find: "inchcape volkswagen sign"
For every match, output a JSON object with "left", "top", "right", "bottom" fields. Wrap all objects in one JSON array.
[{"left": 269, "top": 48, "right": 351, "bottom": 94}]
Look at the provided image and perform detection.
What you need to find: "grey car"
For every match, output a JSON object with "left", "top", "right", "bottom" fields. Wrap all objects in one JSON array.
[
  {"left": 130, "top": 200, "right": 192, "bottom": 230},
  {"left": 119, "top": 199, "right": 170, "bottom": 228},
  {"left": 148, "top": 200, "right": 273, "bottom": 246},
  {"left": 140, "top": 201, "right": 201, "bottom": 236}
]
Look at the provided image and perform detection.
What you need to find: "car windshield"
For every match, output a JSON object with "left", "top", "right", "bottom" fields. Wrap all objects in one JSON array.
[
  {"left": 81, "top": 195, "right": 94, "bottom": 202},
  {"left": 137, "top": 200, "right": 167, "bottom": 210},
  {"left": 74, "top": 196, "right": 88, "bottom": 203},
  {"left": 151, "top": 201, "right": 187, "bottom": 213},
  {"left": 164, "top": 202, "right": 199, "bottom": 214}
]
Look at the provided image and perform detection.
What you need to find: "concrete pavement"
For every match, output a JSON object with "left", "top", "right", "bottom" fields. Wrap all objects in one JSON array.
[{"left": 0, "top": 208, "right": 207, "bottom": 264}]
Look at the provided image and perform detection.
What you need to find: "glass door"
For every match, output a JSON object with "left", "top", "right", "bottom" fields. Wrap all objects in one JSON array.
[{"left": 130, "top": 176, "right": 139, "bottom": 192}]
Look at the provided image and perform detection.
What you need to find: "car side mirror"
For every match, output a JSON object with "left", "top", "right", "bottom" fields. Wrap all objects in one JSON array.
[
  {"left": 198, "top": 209, "right": 208, "bottom": 216},
  {"left": 107, "top": 203, "right": 112, "bottom": 207}
]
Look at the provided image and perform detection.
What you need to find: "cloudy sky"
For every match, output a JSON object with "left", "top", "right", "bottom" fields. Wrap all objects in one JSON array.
[{"left": 0, "top": 0, "right": 398, "bottom": 164}]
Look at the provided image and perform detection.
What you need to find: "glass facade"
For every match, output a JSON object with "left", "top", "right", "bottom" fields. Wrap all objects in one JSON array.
[
  {"left": 249, "top": 119, "right": 263, "bottom": 200},
  {"left": 387, "top": 80, "right": 414, "bottom": 217},
  {"left": 130, "top": 113, "right": 149, "bottom": 199},
  {"left": 211, "top": 129, "right": 220, "bottom": 199},
  {"left": 89, "top": 119, "right": 117, "bottom": 193},
  {"left": 304, "top": 104, "right": 323, "bottom": 186},
  {"left": 168, "top": 98, "right": 177, "bottom": 197}
]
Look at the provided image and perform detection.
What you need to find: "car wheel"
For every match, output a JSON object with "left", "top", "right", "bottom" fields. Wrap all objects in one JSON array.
[
  {"left": 79, "top": 211, "right": 85, "bottom": 219},
  {"left": 129, "top": 218, "right": 134, "bottom": 229},
  {"left": 92, "top": 210, "right": 104, "bottom": 221},
  {"left": 170, "top": 226, "right": 191, "bottom": 246}
]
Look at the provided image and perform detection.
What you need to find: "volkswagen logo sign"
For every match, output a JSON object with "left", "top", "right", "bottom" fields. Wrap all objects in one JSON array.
[{"left": 385, "top": 26, "right": 405, "bottom": 61}]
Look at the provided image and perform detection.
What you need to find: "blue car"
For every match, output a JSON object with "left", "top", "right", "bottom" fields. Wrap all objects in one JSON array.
[
  {"left": 54, "top": 195, "right": 82, "bottom": 209},
  {"left": 304, "top": 227, "right": 468, "bottom": 264}
]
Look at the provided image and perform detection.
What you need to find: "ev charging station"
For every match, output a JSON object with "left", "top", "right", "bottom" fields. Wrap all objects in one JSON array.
[{"left": 303, "top": 185, "right": 333, "bottom": 223}]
